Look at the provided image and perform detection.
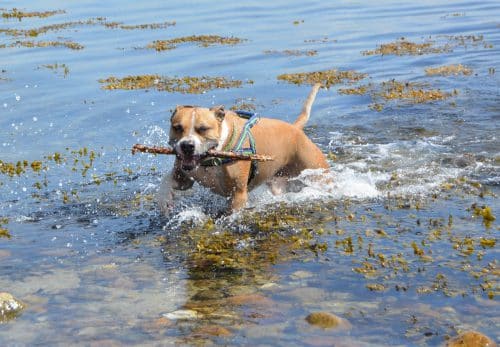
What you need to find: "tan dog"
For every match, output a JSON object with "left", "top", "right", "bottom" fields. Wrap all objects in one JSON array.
[{"left": 157, "top": 84, "right": 329, "bottom": 213}]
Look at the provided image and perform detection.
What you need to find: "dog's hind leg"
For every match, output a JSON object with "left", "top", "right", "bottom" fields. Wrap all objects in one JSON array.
[{"left": 266, "top": 177, "right": 288, "bottom": 195}]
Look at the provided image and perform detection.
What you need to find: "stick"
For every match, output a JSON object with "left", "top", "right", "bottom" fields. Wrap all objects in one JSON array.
[{"left": 131, "top": 144, "right": 274, "bottom": 161}]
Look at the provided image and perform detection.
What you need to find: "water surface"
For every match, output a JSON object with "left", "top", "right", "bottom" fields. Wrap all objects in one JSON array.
[{"left": 0, "top": 0, "right": 499, "bottom": 345}]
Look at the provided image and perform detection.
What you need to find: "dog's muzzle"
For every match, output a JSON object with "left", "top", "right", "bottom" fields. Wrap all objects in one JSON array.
[{"left": 177, "top": 140, "right": 201, "bottom": 171}]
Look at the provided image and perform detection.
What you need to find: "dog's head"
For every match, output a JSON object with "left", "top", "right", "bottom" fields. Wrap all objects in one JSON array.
[{"left": 169, "top": 105, "right": 226, "bottom": 171}]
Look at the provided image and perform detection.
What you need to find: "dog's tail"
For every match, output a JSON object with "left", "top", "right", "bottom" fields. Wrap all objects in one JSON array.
[{"left": 293, "top": 83, "right": 321, "bottom": 129}]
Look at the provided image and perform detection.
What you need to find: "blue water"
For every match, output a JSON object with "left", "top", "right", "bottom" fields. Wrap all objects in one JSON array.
[{"left": 1, "top": 0, "right": 499, "bottom": 345}]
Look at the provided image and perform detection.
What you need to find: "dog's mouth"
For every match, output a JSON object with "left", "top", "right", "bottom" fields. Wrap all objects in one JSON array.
[
  {"left": 179, "top": 154, "right": 202, "bottom": 171},
  {"left": 176, "top": 142, "right": 217, "bottom": 171}
]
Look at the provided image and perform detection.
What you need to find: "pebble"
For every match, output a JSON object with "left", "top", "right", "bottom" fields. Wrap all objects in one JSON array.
[
  {"left": 445, "top": 331, "right": 497, "bottom": 347},
  {"left": 305, "top": 311, "right": 351, "bottom": 330},
  {"left": 291, "top": 270, "right": 314, "bottom": 280},
  {"left": 163, "top": 309, "right": 200, "bottom": 320},
  {"left": 193, "top": 325, "right": 232, "bottom": 337},
  {"left": 227, "top": 293, "right": 273, "bottom": 307},
  {"left": 0, "top": 292, "right": 24, "bottom": 321}
]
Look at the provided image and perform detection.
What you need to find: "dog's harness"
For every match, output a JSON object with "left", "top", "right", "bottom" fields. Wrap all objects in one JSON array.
[{"left": 201, "top": 110, "right": 260, "bottom": 184}]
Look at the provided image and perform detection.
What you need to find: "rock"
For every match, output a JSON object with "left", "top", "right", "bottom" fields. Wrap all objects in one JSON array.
[
  {"left": 162, "top": 309, "right": 200, "bottom": 320},
  {"left": 305, "top": 311, "right": 349, "bottom": 330},
  {"left": 0, "top": 292, "right": 24, "bottom": 322},
  {"left": 191, "top": 289, "right": 225, "bottom": 301},
  {"left": 445, "top": 331, "right": 497, "bottom": 347},
  {"left": 193, "top": 325, "right": 232, "bottom": 337},
  {"left": 291, "top": 270, "right": 314, "bottom": 280},
  {"left": 141, "top": 317, "right": 173, "bottom": 333},
  {"left": 227, "top": 293, "right": 273, "bottom": 307}
]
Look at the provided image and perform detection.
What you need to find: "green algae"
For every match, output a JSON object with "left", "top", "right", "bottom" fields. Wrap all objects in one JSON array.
[
  {"left": 425, "top": 64, "right": 472, "bottom": 76},
  {"left": 0, "top": 19, "right": 104, "bottom": 37},
  {"left": 0, "top": 217, "right": 9, "bottom": 239},
  {"left": 366, "top": 283, "right": 386, "bottom": 291},
  {"left": 304, "top": 36, "right": 337, "bottom": 43},
  {"left": 277, "top": 69, "right": 367, "bottom": 88},
  {"left": 147, "top": 35, "right": 246, "bottom": 51},
  {"left": 9, "top": 40, "right": 84, "bottom": 50},
  {"left": 104, "top": 21, "right": 176, "bottom": 30},
  {"left": 362, "top": 37, "right": 449, "bottom": 56},
  {"left": 1, "top": 8, "right": 65, "bottom": 20},
  {"left": 99, "top": 74, "right": 252, "bottom": 94},
  {"left": 305, "top": 312, "right": 342, "bottom": 329},
  {"left": 230, "top": 98, "right": 257, "bottom": 112},
  {"left": 338, "top": 80, "right": 455, "bottom": 111},
  {"left": 39, "top": 63, "right": 69, "bottom": 77},
  {"left": 264, "top": 49, "right": 317, "bottom": 56},
  {"left": 362, "top": 35, "right": 492, "bottom": 57}
]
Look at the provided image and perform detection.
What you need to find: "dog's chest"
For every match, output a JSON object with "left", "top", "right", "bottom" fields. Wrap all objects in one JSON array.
[{"left": 187, "top": 165, "right": 228, "bottom": 196}]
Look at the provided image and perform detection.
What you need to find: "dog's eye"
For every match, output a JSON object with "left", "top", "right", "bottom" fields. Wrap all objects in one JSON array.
[
  {"left": 196, "top": 126, "right": 210, "bottom": 134},
  {"left": 172, "top": 125, "right": 183, "bottom": 133}
]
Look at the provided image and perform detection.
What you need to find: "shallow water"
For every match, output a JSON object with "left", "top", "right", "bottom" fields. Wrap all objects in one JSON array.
[{"left": 0, "top": 0, "right": 499, "bottom": 346}]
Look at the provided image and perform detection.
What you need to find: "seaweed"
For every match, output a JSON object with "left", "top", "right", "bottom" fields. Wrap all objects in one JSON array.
[
  {"left": 99, "top": 74, "right": 252, "bottom": 94},
  {"left": 1, "top": 8, "right": 65, "bottom": 20},
  {"left": 147, "top": 35, "right": 246, "bottom": 51},
  {"left": 9, "top": 40, "right": 84, "bottom": 50},
  {"left": 362, "top": 37, "right": 450, "bottom": 56},
  {"left": 263, "top": 49, "right": 317, "bottom": 56},
  {"left": 39, "top": 63, "right": 69, "bottom": 77},
  {"left": 425, "top": 64, "right": 472, "bottom": 76},
  {"left": 339, "top": 80, "right": 455, "bottom": 110},
  {"left": 277, "top": 69, "right": 367, "bottom": 88},
  {"left": 104, "top": 21, "right": 176, "bottom": 30}
]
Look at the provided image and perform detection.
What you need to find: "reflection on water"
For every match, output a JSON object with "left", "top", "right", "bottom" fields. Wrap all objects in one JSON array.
[{"left": 1, "top": 0, "right": 499, "bottom": 345}]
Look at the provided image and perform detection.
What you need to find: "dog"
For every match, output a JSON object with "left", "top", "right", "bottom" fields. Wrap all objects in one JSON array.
[{"left": 157, "top": 83, "right": 329, "bottom": 214}]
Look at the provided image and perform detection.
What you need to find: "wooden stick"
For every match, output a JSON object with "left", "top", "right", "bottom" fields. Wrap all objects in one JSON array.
[{"left": 131, "top": 144, "right": 274, "bottom": 161}]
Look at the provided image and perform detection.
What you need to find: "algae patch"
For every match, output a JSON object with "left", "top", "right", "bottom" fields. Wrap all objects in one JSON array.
[
  {"left": 264, "top": 49, "right": 317, "bottom": 56},
  {"left": 277, "top": 69, "right": 367, "bottom": 88},
  {"left": 339, "top": 80, "right": 454, "bottom": 110},
  {"left": 363, "top": 35, "right": 492, "bottom": 56},
  {"left": 99, "top": 75, "right": 252, "bottom": 94},
  {"left": 104, "top": 21, "right": 176, "bottom": 30},
  {"left": 147, "top": 35, "right": 246, "bottom": 51},
  {"left": 305, "top": 312, "right": 343, "bottom": 329},
  {"left": 376, "top": 80, "right": 453, "bottom": 103},
  {"left": 362, "top": 37, "right": 448, "bottom": 56},
  {"left": 1, "top": 8, "right": 65, "bottom": 20},
  {"left": 9, "top": 40, "right": 84, "bottom": 50},
  {"left": 39, "top": 63, "right": 69, "bottom": 77},
  {"left": 425, "top": 64, "right": 472, "bottom": 76},
  {"left": 0, "top": 218, "right": 10, "bottom": 239}
]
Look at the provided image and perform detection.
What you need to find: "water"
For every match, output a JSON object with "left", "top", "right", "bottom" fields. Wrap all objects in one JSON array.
[{"left": 1, "top": 0, "right": 499, "bottom": 345}]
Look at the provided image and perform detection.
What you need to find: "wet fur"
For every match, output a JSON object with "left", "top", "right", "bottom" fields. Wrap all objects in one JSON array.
[{"left": 157, "top": 84, "right": 329, "bottom": 213}]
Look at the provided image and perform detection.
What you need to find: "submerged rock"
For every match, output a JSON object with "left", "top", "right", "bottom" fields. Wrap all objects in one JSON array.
[
  {"left": 162, "top": 309, "right": 200, "bottom": 321},
  {"left": 445, "top": 331, "right": 497, "bottom": 347},
  {"left": 0, "top": 292, "right": 24, "bottom": 322},
  {"left": 193, "top": 325, "right": 232, "bottom": 337},
  {"left": 305, "top": 311, "right": 349, "bottom": 329}
]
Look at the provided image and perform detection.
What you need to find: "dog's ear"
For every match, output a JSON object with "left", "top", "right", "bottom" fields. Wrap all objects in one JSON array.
[
  {"left": 171, "top": 105, "right": 183, "bottom": 119},
  {"left": 211, "top": 105, "right": 225, "bottom": 122}
]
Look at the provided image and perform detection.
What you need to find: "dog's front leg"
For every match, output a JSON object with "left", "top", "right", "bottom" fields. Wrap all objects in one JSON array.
[
  {"left": 229, "top": 187, "right": 248, "bottom": 212},
  {"left": 157, "top": 161, "right": 194, "bottom": 214}
]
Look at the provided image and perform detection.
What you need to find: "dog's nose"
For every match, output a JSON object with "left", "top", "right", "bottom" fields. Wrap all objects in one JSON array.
[{"left": 180, "top": 141, "right": 195, "bottom": 154}]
